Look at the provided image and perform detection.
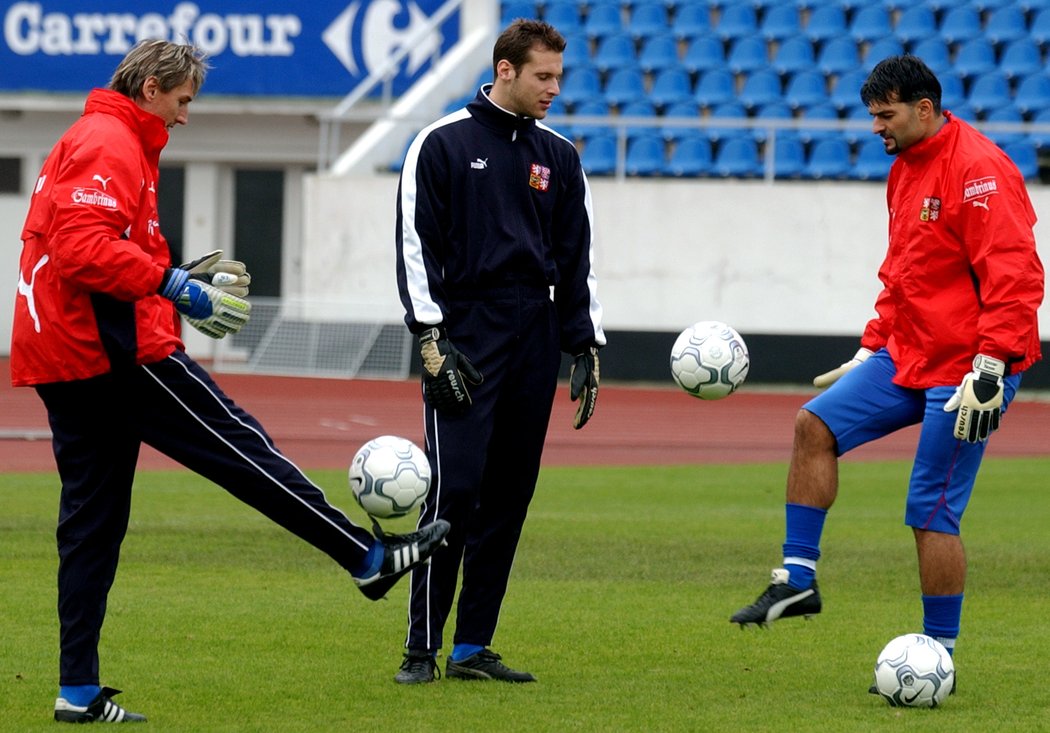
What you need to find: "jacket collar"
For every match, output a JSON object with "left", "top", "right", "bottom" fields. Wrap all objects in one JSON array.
[
  {"left": 83, "top": 88, "right": 170, "bottom": 161},
  {"left": 466, "top": 83, "right": 537, "bottom": 140},
  {"left": 898, "top": 110, "right": 955, "bottom": 164}
]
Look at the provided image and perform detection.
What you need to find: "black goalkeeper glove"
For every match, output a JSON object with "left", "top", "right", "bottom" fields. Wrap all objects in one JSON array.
[
  {"left": 943, "top": 354, "right": 1005, "bottom": 443},
  {"left": 419, "top": 326, "right": 483, "bottom": 416},
  {"left": 570, "top": 346, "right": 600, "bottom": 430}
]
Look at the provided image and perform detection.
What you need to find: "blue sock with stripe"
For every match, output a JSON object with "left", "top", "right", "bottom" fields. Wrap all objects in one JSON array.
[
  {"left": 350, "top": 540, "right": 383, "bottom": 579},
  {"left": 923, "top": 593, "right": 963, "bottom": 656},
  {"left": 781, "top": 503, "right": 827, "bottom": 590},
  {"left": 450, "top": 644, "right": 485, "bottom": 662},
  {"left": 59, "top": 685, "right": 100, "bottom": 707}
]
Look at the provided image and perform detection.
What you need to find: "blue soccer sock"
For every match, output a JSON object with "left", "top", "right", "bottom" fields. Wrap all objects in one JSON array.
[
  {"left": 450, "top": 644, "right": 485, "bottom": 662},
  {"left": 350, "top": 540, "right": 383, "bottom": 579},
  {"left": 922, "top": 593, "right": 963, "bottom": 656},
  {"left": 781, "top": 503, "right": 827, "bottom": 590},
  {"left": 59, "top": 685, "right": 100, "bottom": 707}
]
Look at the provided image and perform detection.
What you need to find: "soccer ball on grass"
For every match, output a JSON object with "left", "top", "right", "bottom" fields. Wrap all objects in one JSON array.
[
  {"left": 872, "top": 633, "right": 955, "bottom": 708},
  {"left": 669, "top": 320, "right": 750, "bottom": 400},
  {"left": 348, "top": 435, "right": 431, "bottom": 519}
]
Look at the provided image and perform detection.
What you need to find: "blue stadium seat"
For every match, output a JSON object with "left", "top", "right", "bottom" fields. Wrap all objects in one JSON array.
[
  {"left": 850, "top": 137, "right": 893, "bottom": 180},
  {"left": 543, "top": 3, "right": 584, "bottom": 34},
  {"left": 593, "top": 33, "right": 639, "bottom": 73},
  {"left": 760, "top": 5, "right": 802, "bottom": 42},
  {"left": 628, "top": 2, "right": 670, "bottom": 41},
  {"left": 681, "top": 35, "right": 726, "bottom": 74},
  {"left": 829, "top": 68, "right": 869, "bottom": 111},
  {"left": 862, "top": 37, "right": 904, "bottom": 72},
  {"left": 604, "top": 67, "right": 647, "bottom": 107},
  {"left": 585, "top": 4, "right": 625, "bottom": 39},
  {"left": 714, "top": 4, "right": 758, "bottom": 41},
  {"left": 1027, "top": 108, "right": 1050, "bottom": 151},
  {"left": 894, "top": 7, "right": 937, "bottom": 46},
  {"left": 712, "top": 137, "right": 763, "bottom": 177},
  {"left": 559, "top": 66, "right": 602, "bottom": 108},
  {"left": 562, "top": 32, "right": 592, "bottom": 68},
  {"left": 849, "top": 6, "right": 892, "bottom": 44},
  {"left": 1019, "top": 0, "right": 1050, "bottom": 12},
  {"left": 983, "top": 6, "right": 1029, "bottom": 47},
  {"left": 1001, "top": 140, "right": 1040, "bottom": 179},
  {"left": 783, "top": 70, "right": 828, "bottom": 110},
  {"left": 953, "top": 39, "right": 997, "bottom": 81},
  {"left": 649, "top": 68, "right": 694, "bottom": 108},
  {"left": 706, "top": 101, "right": 750, "bottom": 143},
  {"left": 939, "top": 7, "right": 982, "bottom": 46},
  {"left": 843, "top": 104, "right": 873, "bottom": 145},
  {"left": 501, "top": 0, "right": 538, "bottom": 25},
  {"left": 670, "top": 4, "right": 712, "bottom": 40},
  {"left": 984, "top": 107, "right": 1027, "bottom": 147},
  {"left": 625, "top": 133, "right": 667, "bottom": 175},
  {"left": 660, "top": 100, "right": 702, "bottom": 141},
  {"left": 949, "top": 103, "right": 978, "bottom": 122},
  {"left": 939, "top": 73, "right": 966, "bottom": 110},
  {"left": 772, "top": 135, "right": 807, "bottom": 178},
  {"left": 638, "top": 33, "right": 680, "bottom": 73},
  {"left": 804, "top": 5, "right": 847, "bottom": 44},
  {"left": 570, "top": 99, "right": 614, "bottom": 140},
  {"left": 803, "top": 137, "right": 852, "bottom": 179},
  {"left": 693, "top": 69, "right": 736, "bottom": 108},
  {"left": 665, "top": 134, "right": 713, "bottom": 176},
  {"left": 620, "top": 100, "right": 659, "bottom": 136},
  {"left": 999, "top": 39, "right": 1043, "bottom": 81},
  {"left": 738, "top": 69, "right": 783, "bottom": 111},
  {"left": 580, "top": 134, "right": 620, "bottom": 176},
  {"left": 967, "top": 71, "right": 1012, "bottom": 115},
  {"left": 1032, "top": 9, "right": 1050, "bottom": 46},
  {"left": 1013, "top": 73, "right": 1050, "bottom": 116},
  {"left": 752, "top": 100, "right": 794, "bottom": 143},
  {"left": 816, "top": 37, "right": 860, "bottom": 76},
  {"left": 798, "top": 102, "right": 841, "bottom": 144},
  {"left": 771, "top": 36, "right": 815, "bottom": 77},
  {"left": 909, "top": 38, "right": 952, "bottom": 76},
  {"left": 726, "top": 36, "right": 769, "bottom": 75},
  {"left": 971, "top": 0, "right": 1019, "bottom": 10}
]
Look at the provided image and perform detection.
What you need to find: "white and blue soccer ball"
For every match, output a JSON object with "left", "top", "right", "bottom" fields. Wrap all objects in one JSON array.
[
  {"left": 669, "top": 320, "right": 750, "bottom": 400},
  {"left": 348, "top": 435, "right": 431, "bottom": 519},
  {"left": 873, "top": 634, "right": 955, "bottom": 708}
]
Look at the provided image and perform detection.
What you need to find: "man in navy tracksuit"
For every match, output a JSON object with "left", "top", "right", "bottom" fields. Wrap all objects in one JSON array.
[{"left": 393, "top": 19, "right": 605, "bottom": 683}]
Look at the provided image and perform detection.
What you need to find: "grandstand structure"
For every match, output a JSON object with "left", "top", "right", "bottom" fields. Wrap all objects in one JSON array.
[{"left": 410, "top": 0, "right": 1050, "bottom": 180}]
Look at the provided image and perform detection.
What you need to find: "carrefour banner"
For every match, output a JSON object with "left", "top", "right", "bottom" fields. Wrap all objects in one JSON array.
[{"left": 0, "top": 0, "right": 459, "bottom": 96}]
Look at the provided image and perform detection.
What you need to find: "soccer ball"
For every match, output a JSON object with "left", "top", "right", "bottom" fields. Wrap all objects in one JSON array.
[
  {"left": 348, "top": 435, "right": 431, "bottom": 519},
  {"left": 872, "top": 634, "right": 955, "bottom": 708},
  {"left": 669, "top": 320, "right": 750, "bottom": 400}
]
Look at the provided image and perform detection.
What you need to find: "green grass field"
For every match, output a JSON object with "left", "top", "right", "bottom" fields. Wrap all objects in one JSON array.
[{"left": 2, "top": 459, "right": 1048, "bottom": 732}]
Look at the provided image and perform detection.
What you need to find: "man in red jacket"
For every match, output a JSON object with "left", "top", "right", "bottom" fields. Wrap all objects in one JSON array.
[
  {"left": 730, "top": 56, "right": 1044, "bottom": 683},
  {"left": 12, "top": 40, "right": 448, "bottom": 723}
]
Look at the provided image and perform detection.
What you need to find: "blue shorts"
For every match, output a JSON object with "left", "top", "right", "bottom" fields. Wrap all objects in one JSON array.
[{"left": 804, "top": 349, "right": 1021, "bottom": 534}]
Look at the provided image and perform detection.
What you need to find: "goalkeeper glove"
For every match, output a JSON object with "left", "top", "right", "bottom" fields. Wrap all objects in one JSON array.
[
  {"left": 570, "top": 346, "right": 600, "bottom": 430},
  {"left": 159, "top": 268, "right": 251, "bottom": 339},
  {"left": 179, "top": 250, "right": 251, "bottom": 297},
  {"left": 419, "top": 326, "right": 483, "bottom": 416},
  {"left": 943, "top": 354, "right": 1005, "bottom": 443},
  {"left": 812, "top": 347, "right": 872, "bottom": 388}
]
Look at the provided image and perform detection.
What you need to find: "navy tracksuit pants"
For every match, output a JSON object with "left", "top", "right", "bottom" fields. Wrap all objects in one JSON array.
[
  {"left": 405, "top": 285, "right": 562, "bottom": 652},
  {"left": 36, "top": 350, "right": 375, "bottom": 686}
]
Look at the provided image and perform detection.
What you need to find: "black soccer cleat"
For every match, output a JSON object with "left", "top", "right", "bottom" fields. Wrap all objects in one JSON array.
[
  {"left": 446, "top": 649, "right": 536, "bottom": 683},
  {"left": 54, "top": 687, "right": 146, "bottom": 723},
  {"left": 394, "top": 650, "right": 440, "bottom": 684},
  {"left": 730, "top": 568, "right": 822, "bottom": 627},
  {"left": 355, "top": 519, "right": 450, "bottom": 601}
]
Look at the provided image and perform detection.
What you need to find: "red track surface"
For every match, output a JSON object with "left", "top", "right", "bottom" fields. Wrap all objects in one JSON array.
[{"left": 1, "top": 358, "right": 1047, "bottom": 472}]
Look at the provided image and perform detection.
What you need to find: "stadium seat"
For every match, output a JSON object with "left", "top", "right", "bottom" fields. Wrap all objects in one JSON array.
[
  {"left": 585, "top": 4, "right": 625, "bottom": 40},
  {"left": 829, "top": 68, "right": 869, "bottom": 111},
  {"left": 1026, "top": 108, "right": 1050, "bottom": 151},
  {"left": 862, "top": 38, "right": 904, "bottom": 72},
  {"left": 681, "top": 35, "right": 726, "bottom": 75},
  {"left": 816, "top": 37, "right": 860, "bottom": 77},
  {"left": 953, "top": 39, "right": 997, "bottom": 81},
  {"left": 1032, "top": 9, "right": 1050, "bottom": 46},
  {"left": 760, "top": 4, "right": 802, "bottom": 42},
  {"left": 1013, "top": 73, "right": 1050, "bottom": 117},
  {"left": 783, "top": 70, "right": 828, "bottom": 110},
  {"left": 939, "top": 7, "right": 982, "bottom": 46},
  {"left": 984, "top": 107, "right": 1027, "bottom": 147},
  {"left": 849, "top": 6, "right": 892, "bottom": 44},
  {"left": 1001, "top": 140, "right": 1040, "bottom": 179},
  {"left": 570, "top": 99, "right": 615, "bottom": 140},
  {"left": 711, "top": 137, "right": 763, "bottom": 177},
  {"left": 738, "top": 69, "right": 783, "bottom": 111},
  {"left": 660, "top": 100, "right": 702, "bottom": 141},
  {"left": 771, "top": 36, "right": 815, "bottom": 77},
  {"left": 971, "top": 0, "right": 1018, "bottom": 10},
  {"left": 998, "top": 40, "right": 1043, "bottom": 81},
  {"left": 939, "top": 73, "right": 966, "bottom": 111},
  {"left": 580, "top": 134, "right": 620, "bottom": 175},
  {"left": 706, "top": 101, "right": 750, "bottom": 143},
  {"left": 693, "top": 69, "right": 736, "bottom": 108},
  {"left": 628, "top": 2, "right": 670, "bottom": 41},
  {"left": 850, "top": 137, "right": 893, "bottom": 180},
  {"left": 593, "top": 33, "right": 639, "bottom": 73},
  {"left": 772, "top": 134, "right": 807, "bottom": 178},
  {"left": 501, "top": 0, "right": 539, "bottom": 25},
  {"left": 543, "top": 3, "right": 584, "bottom": 34},
  {"left": 638, "top": 33, "right": 680, "bottom": 73},
  {"left": 714, "top": 4, "right": 758, "bottom": 42},
  {"left": 949, "top": 103, "right": 978, "bottom": 122},
  {"left": 983, "top": 6, "right": 1029, "bottom": 47},
  {"left": 726, "top": 36, "right": 769, "bottom": 75},
  {"left": 603, "top": 67, "right": 647, "bottom": 107},
  {"left": 843, "top": 104, "right": 873, "bottom": 145},
  {"left": 798, "top": 102, "right": 841, "bottom": 144},
  {"left": 752, "top": 100, "right": 794, "bottom": 144},
  {"left": 619, "top": 99, "right": 659, "bottom": 136},
  {"left": 562, "top": 32, "right": 592, "bottom": 68},
  {"left": 804, "top": 5, "right": 847, "bottom": 44},
  {"left": 649, "top": 68, "right": 694, "bottom": 108},
  {"left": 967, "top": 72, "right": 1012, "bottom": 116},
  {"left": 558, "top": 66, "right": 602, "bottom": 108},
  {"left": 803, "top": 137, "right": 852, "bottom": 179},
  {"left": 909, "top": 38, "right": 951, "bottom": 77},
  {"left": 665, "top": 134, "right": 713, "bottom": 176},
  {"left": 670, "top": 4, "right": 712, "bottom": 40},
  {"left": 893, "top": 7, "right": 937, "bottom": 46},
  {"left": 624, "top": 133, "right": 667, "bottom": 175},
  {"left": 1019, "top": 0, "right": 1050, "bottom": 12}
]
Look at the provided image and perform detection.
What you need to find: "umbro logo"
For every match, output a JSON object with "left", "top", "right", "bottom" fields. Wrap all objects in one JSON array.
[{"left": 470, "top": 158, "right": 488, "bottom": 170}]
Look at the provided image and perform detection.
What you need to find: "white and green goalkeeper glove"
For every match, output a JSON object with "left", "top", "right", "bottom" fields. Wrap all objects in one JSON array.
[
  {"left": 944, "top": 354, "right": 1005, "bottom": 443},
  {"left": 812, "top": 347, "right": 872, "bottom": 388},
  {"left": 159, "top": 267, "right": 251, "bottom": 339},
  {"left": 179, "top": 250, "right": 251, "bottom": 297},
  {"left": 570, "top": 346, "right": 600, "bottom": 429}
]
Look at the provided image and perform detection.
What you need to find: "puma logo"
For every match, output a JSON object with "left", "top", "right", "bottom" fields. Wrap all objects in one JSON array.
[
  {"left": 470, "top": 158, "right": 488, "bottom": 170},
  {"left": 92, "top": 174, "right": 112, "bottom": 190},
  {"left": 971, "top": 198, "right": 990, "bottom": 210},
  {"left": 17, "top": 254, "right": 50, "bottom": 333}
]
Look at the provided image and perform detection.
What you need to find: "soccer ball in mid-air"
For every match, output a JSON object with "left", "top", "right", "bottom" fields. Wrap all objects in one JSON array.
[
  {"left": 348, "top": 435, "right": 431, "bottom": 519},
  {"left": 669, "top": 320, "right": 750, "bottom": 400},
  {"left": 872, "top": 634, "right": 955, "bottom": 708}
]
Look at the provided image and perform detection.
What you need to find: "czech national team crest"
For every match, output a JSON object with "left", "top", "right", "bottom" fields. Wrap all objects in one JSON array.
[
  {"left": 920, "top": 196, "right": 941, "bottom": 222},
  {"left": 529, "top": 163, "right": 551, "bottom": 191}
]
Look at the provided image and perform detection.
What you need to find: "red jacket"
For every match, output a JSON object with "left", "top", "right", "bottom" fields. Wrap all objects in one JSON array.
[
  {"left": 11, "top": 89, "right": 183, "bottom": 386},
  {"left": 861, "top": 112, "right": 1044, "bottom": 388}
]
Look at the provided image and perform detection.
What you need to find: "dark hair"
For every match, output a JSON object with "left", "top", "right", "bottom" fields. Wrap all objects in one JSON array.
[
  {"left": 492, "top": 19, "right": 566, "bottom": 77},
  {"left": 109, "top": 39, "right": 209, "bottom": 99},
  {"left": 860, "top": 55, "right": 941, "bottom": 113}
]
